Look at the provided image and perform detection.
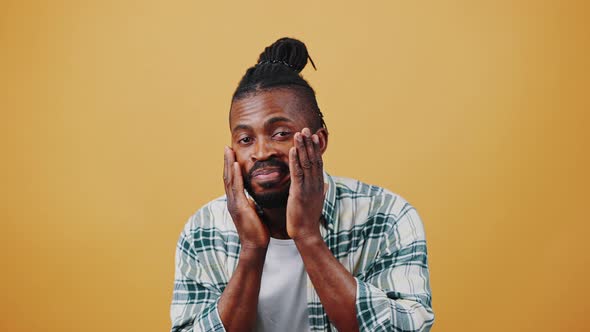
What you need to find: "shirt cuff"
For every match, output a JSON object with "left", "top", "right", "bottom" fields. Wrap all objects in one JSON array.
[
  {"left": 194, "top": 297, "right": 227, "bottom": 332},
  {"left": 355, "top": 277, "right": 391, "bottom": 330},
  {"left": 355, "top": 278, "right": 434, "bottom": 332}
]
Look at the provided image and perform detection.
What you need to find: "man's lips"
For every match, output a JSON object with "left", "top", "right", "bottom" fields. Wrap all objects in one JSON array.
[{"left": 251, "top": 167, "right": 286, "bottom": 181}]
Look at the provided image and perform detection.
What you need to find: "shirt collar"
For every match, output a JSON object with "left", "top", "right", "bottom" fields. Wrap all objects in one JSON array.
[{"left": 321, "top": 171, "right": 337, "bottom": 231}]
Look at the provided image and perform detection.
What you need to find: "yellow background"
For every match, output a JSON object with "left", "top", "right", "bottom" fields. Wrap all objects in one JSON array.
[{"left": 1, "top": 1, "right": 588, "bottom": 331}]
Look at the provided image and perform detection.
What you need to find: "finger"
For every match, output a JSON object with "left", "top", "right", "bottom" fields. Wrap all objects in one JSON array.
[
  {"left": 289, "top": 146, "right": 303, "bottom": 185},
  {"left": 223, "top": 150, "right": 237, "bottom": 216},
  {"left": 307, "top": 131, "right": 322, "bottom": 180},
  {"left": 224, "top": 147, "right": 236, "bottom": 201},
  {"left": 302, "top": 128, "right": 317, "bottom": 176},
  {"left": 232, "top": 161, "right": 245, "bottom": 195},
  {"left": 223, "top": 146, "right": 230, "bottom": 186},
  {"left": 295, "top": 131, "right": 311, "bottom": 173},
  {"left": 224, "top": 146, "right": 235, "bottom": 186},
  {"left": 226, "top": 146, "right": 236, "bottom": 164},
  {"left": 232, "top": 162, "right": 254, "bottom": 210},
  {"left": 312, "top": 134, "right": 324, "bottom": 186}
]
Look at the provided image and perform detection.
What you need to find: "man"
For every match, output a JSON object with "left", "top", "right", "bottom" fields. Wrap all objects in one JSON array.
[{"left": 171, "top": 37, "right": 434, "bottom": 332}]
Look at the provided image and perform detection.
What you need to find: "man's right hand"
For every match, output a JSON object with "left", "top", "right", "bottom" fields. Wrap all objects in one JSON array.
[{"left": 223, "top": 146, "right": 269, "bottom": 249}]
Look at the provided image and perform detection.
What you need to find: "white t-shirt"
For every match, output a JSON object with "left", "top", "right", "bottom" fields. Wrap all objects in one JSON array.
[{"left": 254, "top": 237, "right": 310, "bottom": 332}]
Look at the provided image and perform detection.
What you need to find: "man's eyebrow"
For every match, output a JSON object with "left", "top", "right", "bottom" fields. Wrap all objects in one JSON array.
[
  {"left": 265, "top": 116, "right": 293, "bottom": 127},
  {"left": 232, "top": 124, "right": 252, "bottom": 132},
  {"left": 232, "top": 117, "right": 293, "bottom": 133}
]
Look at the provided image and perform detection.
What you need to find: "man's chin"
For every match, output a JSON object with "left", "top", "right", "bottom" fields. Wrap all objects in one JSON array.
[
  {"left": 244, "top": 174, "right": 290, "bottom": 209},
  {"left": 249, "top": 189, "right": 289, "bottom": 209}
]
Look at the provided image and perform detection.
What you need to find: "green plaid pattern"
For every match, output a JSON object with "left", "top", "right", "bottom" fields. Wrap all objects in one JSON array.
[{"left": 171, "top": 173, "right": 434, "bottom": 331}]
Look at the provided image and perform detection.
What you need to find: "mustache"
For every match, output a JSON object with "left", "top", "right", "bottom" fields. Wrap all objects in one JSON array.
[{"left": 248, "top": 158, "right": 289, "bottom": 178}]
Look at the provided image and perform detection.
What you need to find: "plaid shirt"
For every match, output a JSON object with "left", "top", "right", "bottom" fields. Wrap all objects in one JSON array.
[{"left": 171, "top": 173, "right": 434, "bottom": 331}]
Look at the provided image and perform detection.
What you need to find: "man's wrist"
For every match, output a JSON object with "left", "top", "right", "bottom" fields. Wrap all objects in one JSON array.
[
  {"left": 292, "top": 230, "right": 324, "bottom": 249},
  {"left": 238, "top": 246, "right": 267, "bottom": 267}
]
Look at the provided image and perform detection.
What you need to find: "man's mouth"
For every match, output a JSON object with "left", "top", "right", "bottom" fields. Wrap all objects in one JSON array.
[{"left": 251, "top": 167, "right": 284, "bottom": 182}]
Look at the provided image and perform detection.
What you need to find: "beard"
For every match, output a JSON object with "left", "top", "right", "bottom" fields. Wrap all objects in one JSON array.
[{"left": 243, "top": 158, "right": 290, "bottom": 209}]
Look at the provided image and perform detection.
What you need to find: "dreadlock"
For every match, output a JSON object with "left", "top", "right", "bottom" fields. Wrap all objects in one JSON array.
[{"left": 231, "top": 37, "right": 327, "bottom": 132}]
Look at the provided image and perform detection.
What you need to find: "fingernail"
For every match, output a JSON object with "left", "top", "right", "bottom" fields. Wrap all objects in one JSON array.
[
  {"left": 303, "top": 128, "right": 310, "bottom": 136},
  {"left": 296, "top": 132, "right": 302, "bottom": 141},
  {"left": 312, "top": 135, "right": 319, "bottom": 144}
]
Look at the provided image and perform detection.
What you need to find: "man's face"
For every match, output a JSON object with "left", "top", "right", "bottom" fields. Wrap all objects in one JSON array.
[{"left": 229, "top": 89, "right": 326, "bottom": 208}]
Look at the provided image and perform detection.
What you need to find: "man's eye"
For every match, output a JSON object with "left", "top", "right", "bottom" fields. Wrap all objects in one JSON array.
[
  {"left": 273, "top": 131, "right": 291, "bottom": 138},
  {"left": 238, "top": 137, "right": 252, "bottom": 144}
]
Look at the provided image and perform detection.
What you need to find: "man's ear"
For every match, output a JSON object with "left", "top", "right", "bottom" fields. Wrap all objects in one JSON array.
[{"left": 314, "top": 128, "right": 328, "bottom": 155}]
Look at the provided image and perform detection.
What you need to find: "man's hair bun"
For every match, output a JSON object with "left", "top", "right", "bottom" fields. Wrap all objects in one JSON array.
[
  {"left": 256, "top": 37, "right": 316, "bottom": 73},
  {"left": 233, "top": 36, "right": 326, "bottom": 131}
]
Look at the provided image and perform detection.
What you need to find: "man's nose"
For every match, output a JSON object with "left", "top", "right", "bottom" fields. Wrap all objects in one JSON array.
[{"left": 251, "top": 138, "right": 277, "bottom": 161}]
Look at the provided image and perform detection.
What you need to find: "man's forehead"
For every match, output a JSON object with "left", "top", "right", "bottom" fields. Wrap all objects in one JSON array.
[{"left": 229, "top": 89, "right": 308, "bottom": 127}]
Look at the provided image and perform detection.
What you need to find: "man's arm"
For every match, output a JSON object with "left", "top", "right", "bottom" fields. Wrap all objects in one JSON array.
[
  {"left": 216, "top": 247, "right": 266, "bottom": 331},
  {"left": 354, "top": 204, "right": 434, "bottom": 331},
  {"left": 295, "top": 205, "right": 435, "bottom": 332},
  {"left": 286, "top": 129, "right": 359, "bottom": 331},
  {"left": 170, "top": 226, "right": 226, "bottom": 332},
  {"left": 170, "top": 148, "right": 270, "bottom": 332},
  {"left": 287, "top": 129, "right": 434, "bottom": 331},
  {"left": 216, "top": 148, "right": 270, "bottom": 331},
  {"left": 170, "top": 228, "right": 266, "bottom": 332},
  {"left": 295, "top": 234, "right": 360, "bottom": 331}
]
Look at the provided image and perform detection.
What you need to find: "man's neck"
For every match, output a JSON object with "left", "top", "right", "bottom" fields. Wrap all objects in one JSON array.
[{"left": 262, "top": 206, "right": 289, "bottom": 239}]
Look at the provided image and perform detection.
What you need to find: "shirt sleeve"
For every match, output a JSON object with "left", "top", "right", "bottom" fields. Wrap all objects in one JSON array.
[
  {"left": 354, "top": 204, "right": 435, "bottom": 332},
  {"left": 170, "top": 227, "right": 227, "bottom": 332}
]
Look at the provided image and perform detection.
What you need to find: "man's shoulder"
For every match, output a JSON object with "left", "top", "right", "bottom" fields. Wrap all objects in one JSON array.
[
  {"left": 331, "top": 175, "right": 408, "bottom": 202},
  {"left": 330, "top": 174, "right": 416, "bottom": 219},
  {"left": 180, "top": 195, "right": 235, "bottom": 234}
]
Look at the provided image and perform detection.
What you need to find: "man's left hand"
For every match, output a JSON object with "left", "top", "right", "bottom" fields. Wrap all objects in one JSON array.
[{"left": 286, "top": 127, "right": 326, "bottom": 240}]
